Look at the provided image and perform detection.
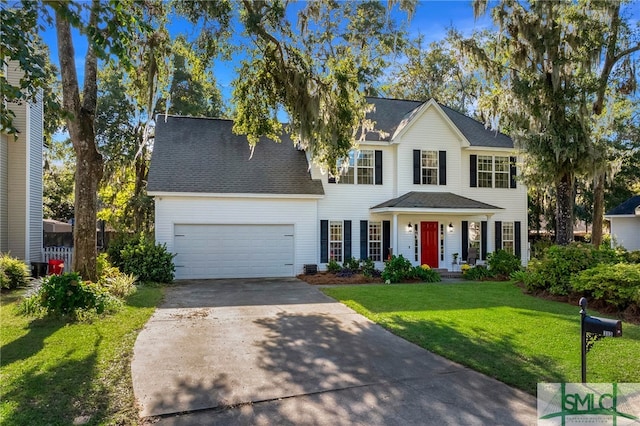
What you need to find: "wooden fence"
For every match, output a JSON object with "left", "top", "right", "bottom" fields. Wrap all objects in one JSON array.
[{"left": 41, "top": 247, "right": 73, "bottom": 273}]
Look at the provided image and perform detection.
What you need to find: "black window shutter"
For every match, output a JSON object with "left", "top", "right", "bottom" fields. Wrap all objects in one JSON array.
[
  {"left": 495, "top": 221, "right": 502, "bottom": 252},
  {"left": 360, "top": 221, "right": 368, "bottom": 260},
  {"left": 470, "top": 154, "right": 477, "bottom": 188},
  {"left": 383, "top": 220, "right": 391, "bottom": 259},
  {"left": 510, "top": 156, "right": 517, "bottom": 189},
  {"left": 461, "top": 221, "right": 469, "bottom": 261},
  {"left": 439, "top": 151, "right": 447, "bottom": 185},
  {"left": 344, "top": 220, "right": 352, "bottom": 261},
  {"left": 481, "top": 221, "right": 488, "bottom": 260},
  {"left": 320, "top": 220, "right": 328, "bottom": 263},
  {"left": 413, "top": 150, "right": 421, "bottom": 184},
  {"left": 375, "top": 150, "right": 383, "bottom": 185},
  {"left": 515, "top": 221, "right": 522, "bottom": 258}
]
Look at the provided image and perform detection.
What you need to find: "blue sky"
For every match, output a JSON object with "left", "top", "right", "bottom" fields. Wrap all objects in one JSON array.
[{"left": 40, "top": 1, "right": 494, "bottom": 103}]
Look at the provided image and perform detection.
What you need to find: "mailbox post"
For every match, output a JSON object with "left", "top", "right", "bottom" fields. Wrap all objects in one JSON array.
[{"left": 579, "top": 297, "right": 622, "bottom": 383}]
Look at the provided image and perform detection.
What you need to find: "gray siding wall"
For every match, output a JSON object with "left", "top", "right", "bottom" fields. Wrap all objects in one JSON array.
[{"left": 28, "top": 92, "right": 43, "bottom": 262}]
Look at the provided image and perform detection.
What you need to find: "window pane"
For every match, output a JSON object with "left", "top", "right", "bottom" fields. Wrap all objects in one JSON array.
[
  {"left": 502, "top": 222, "right": 514, "bottom": 255},
  {"left": 337, "top": 152, "right": 354, "bottom": 184},
  {"left": 368, "top": 222, "right": 381, "bottom": 261},
  {"left": 495, "top": 172, "right": 509, "bottom": 188},
  {"left": 495, "top": 156, "right": 509, "bottom": 172},
  {"left": 469, "top": 221, "right": 481, "bottom": 249},
  {"left": 478, "top": 156, "right": 493, "bottom": 171},
  {"left": 421, "top": 151, "right": 438, "bottom": 185},
  {"left": 330, "top": 221, "right": 343, "bottom": 261},
  {"left": 357, "top": 150, "right": 374, "bottom": 184},
  {"left": 358, "top": 166, "right": 373, "bottom": 184},
  {"left": 478, "top": 171, "right": 492, "bottom": 187}
]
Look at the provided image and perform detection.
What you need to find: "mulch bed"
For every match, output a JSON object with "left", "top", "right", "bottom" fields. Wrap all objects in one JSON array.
[{"left": 297, "top": 272, "right": 383, "bottom": 285}]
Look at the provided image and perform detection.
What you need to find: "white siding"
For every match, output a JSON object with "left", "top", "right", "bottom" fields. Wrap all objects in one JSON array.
[
  {"left": 610, "top": 217, "right": 640, "bottom": 251},
  {"left": 0, "top": 134, "right": 8, "bottom": 252},
  {"left": 154, "top": 196, "right": 318, "bottom": 277},
  {"left": 28, "top": 92, "right": 43, "bottom": 262}
]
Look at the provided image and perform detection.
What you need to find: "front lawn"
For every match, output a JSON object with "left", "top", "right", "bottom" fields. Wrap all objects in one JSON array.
[
  {"left": 0, "top": 285, "right": 163, "bottom": 426},
  {"left": 322, "top": 281, "right": 640, "bottom": 395}
]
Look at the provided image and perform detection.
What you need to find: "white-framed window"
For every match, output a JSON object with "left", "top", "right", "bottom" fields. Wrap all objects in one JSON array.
[
  {"left": 337, "top": 150, "right": 374, "bottom": 184},
  {"left": 478, "top": 155, "right": 493, "bottom": 188},
  {"left": 329, "top": 221, "right": 343, "bottom": 261},
  {"left": 502, "top": 222, "right": 514, "bottom": 255},
  {"left": 478, "top": 155, "right": 510, "bottom": 188},
  {"left": 421, "top": 150, "right": 438, "bottom": 185},
  {"left": 368, "top": 221, "right": 382, "bottom": 261},
  {"left": 494, "top": 156, "right": 510, "bottom": 188},
  {"left": 469, "top": 221, "right": 481, "bottom": 250}
]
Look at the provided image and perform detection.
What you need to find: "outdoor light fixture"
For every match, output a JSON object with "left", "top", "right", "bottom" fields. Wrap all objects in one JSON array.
[
  {"left": 407, "top": 222, "right": 413, "bottom": 232},
  {"left": 448, "top": 222, "right": 453, "bottom": 229}
]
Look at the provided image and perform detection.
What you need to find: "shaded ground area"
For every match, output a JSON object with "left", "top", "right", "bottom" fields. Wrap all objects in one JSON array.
[{"left": 132, "top": 278, "right": 536, "bottom": 425}]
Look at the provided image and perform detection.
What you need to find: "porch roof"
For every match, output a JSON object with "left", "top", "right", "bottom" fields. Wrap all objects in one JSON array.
[{"left": 370, "top": 191, "right": 503, "bottom": 215}]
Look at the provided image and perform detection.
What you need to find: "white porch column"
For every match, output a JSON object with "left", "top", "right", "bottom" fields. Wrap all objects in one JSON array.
[{"left": 392, "top": 213, "right": 398, "bottom": 257}]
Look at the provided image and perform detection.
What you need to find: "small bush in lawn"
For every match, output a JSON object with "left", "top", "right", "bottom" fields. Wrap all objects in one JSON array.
[
  {"left": 382, "top": 255, "right": 414, "bottom": 283},
  {"left": 96, "top": 253, "right": 137, "bottom": 299},
  {"left": 120, "top": 236, "right": 175, "bottom": 283},
  {"left": 487, "top": 250, "right": 521, "bottom": 279},
  {"left": 463, "top": 265, "right": 492, "bottom": 281},
  {"left": 0, "top": 254, "right": 30, "bottom": 289},
  {"left": 326, "top": 259, "right": 342, "bottom": 273},
  {"left": 570, "top": 263, "right": 640, "bottom": 309},
  {"left": 510, "top": 269, "right": 529, "bottom": 284},
  {"left": 24, "top": 272, "right": 119, "bottom": 317},
  {"left": 410, "top": 266, "right": 441, "bottom": 283},
  {"left": 336, "top": 268, "right": 356, "bottom": 278}
]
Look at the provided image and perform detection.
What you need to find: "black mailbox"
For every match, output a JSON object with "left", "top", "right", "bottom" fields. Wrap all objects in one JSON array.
[{"left": 584, "top": 315, "right": 622, "bottom": 337}]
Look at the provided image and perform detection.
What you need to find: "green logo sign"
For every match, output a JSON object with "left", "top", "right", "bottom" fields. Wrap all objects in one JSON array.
[{"left": 538, "top": 383, "right": 640, "bottom": 425}]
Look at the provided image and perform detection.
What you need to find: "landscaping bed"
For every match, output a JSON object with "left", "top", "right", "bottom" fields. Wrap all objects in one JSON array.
[{"left": 297, "top": 272, "right": 383, "bottom": 285}]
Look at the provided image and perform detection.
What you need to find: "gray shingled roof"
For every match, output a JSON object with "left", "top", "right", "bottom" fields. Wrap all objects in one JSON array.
[
  {"left": 606, "top": 195, "right": 640, "bottom": 216},
  {"left": 371, "top": 192, "right": 503, "bottom": 210},
  {"left": 364, "top": 97, "right": 514, "bottom": 148},
  {"left": 147, "top": 116, "right": 324, "bottom": 195}
]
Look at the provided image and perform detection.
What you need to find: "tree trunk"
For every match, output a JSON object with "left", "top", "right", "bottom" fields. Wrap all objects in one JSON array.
[
  {"left": 591, "top": 173, "right": 605, "bottom": 247},
  {"left": 555, "top": 172, "right": 574, "bottom": 245},
  {"left": 56, "top": 4, "right": 103, "bottom": 282}
]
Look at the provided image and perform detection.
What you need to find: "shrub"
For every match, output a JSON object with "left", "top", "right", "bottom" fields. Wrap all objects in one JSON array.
[
  {"left": 119, "top": 236, "right": 175, "bottom": 283},
  {"left": 463, "top": 265, "right": 492, "bottom": 281},
  {"left": 106, "top": 233, "right": 139, "bottom": 268},
  {"left": 344, "top": 257, "right": 361, "bottom": 271},
  {"left": 382, "top": 255, "right": 414, "bottom": 283},
  {"left": 326, "top": 259, "right": 342, "bottom": 273},
  {"left": 361, "top": 258, "right": 376, "bottom": 277},
  {"left": 410, "top": 266, "right": 441, "bottom": 283},
  {"left": 0, "top": 254, "right": 30, "bottom": 289},
  {"left": 510, "top": 269, "right": 529, "bottom": 284},
  {"left": 96, "top": 253, "right": 137, "bottom": 298},
  {"left": 487, "top": 250, "right": 521, "bottom": 279},
  {"left": 336, "top": 268, "right": 356, "bottom": 278},
  {"left": 526, "top": 243, "right": 620, "bottom": 295},
  {"left": 570, "top": 263, "right": 640, "bottom": 309},
  {"left": 622, "top": 250, "right": 640, "bottom": 264},
  {"left": 33, "top": 272, "right": 118, "bottom": 316}
]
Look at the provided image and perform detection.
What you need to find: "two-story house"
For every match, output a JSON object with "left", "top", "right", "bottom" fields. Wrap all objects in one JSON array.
[
  {"left": 148, "top": 97, "right": 527, "bottom": 279},
  {"left": 1, "top": 62, "right": 44, "bottom": 266}
]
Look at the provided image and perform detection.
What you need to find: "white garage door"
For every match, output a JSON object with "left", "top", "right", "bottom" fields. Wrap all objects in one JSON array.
[{"left": 173, "top": 224, "right": 295, "bottom": 279}]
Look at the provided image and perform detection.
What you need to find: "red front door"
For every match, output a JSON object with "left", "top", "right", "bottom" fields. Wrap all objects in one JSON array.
[{"left": 420, "top": 221, "right": 439, "bottom": 268}]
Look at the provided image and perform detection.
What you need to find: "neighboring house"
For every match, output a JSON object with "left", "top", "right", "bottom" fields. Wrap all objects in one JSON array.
[
  {"left": 148, "top": 97, "right": 528, "bottom": 279},
  {"left": 0, "top": 62, "right": 43, "bottom": 265},
  {"left": 605, "top": 195, "right": 640, "bottom": 251}
]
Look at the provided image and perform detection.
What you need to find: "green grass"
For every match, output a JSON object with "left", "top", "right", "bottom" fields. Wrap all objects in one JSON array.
[
  {"left": 322, "top": 281, "right": 640, "bottom": 395},
  {"left": 0, "top": 285, "right": 163, "bottom": 426}
]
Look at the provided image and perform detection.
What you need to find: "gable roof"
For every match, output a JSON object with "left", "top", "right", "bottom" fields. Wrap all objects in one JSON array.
[
  {"left": 605, "top": 195, "right": 640, "bottom": 216},
  {"left": 363, "top": 97, "right": 514, "bottom": 148},
  {"left": 371, "top": 191, "right": 502, "bottom": 212},
  {"left": 147, "top": 116, "right": 324, "bottom": 196}
]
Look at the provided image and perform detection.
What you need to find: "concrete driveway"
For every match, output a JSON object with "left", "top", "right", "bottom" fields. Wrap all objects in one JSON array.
[{"left": 131, "top": 278, "right": 537, "bottom": 425}]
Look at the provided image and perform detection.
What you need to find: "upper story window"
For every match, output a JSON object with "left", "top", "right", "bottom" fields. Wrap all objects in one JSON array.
[
  {"left": 421, "top": 151, "right": 438, "bottom": 185},
  {"left": 330, "top": 149, "right": 383, "bottom": 185},
  {"left": 413, "top": 150, "right": 446, "bottom": 185},
  {"left": 470, "top": 154, "right": 516, "bottom": 189}
]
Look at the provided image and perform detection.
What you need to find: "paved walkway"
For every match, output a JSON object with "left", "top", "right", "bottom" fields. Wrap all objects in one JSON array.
[{"left": 131, "top": 278, "right": 537, "bottom": 425}]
